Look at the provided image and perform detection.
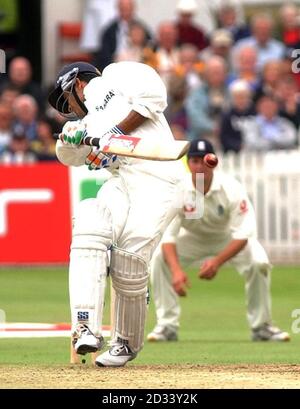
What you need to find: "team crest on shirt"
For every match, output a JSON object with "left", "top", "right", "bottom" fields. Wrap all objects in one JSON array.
[
  {"left": 183, "top": 191, "right": 196, "bottom": 213},
  {"left": 239, "top": 199, "right": 248, "bottom": 214}
]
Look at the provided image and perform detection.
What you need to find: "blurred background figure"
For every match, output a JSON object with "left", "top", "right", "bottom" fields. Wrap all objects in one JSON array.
[
  {"left": 165, "top": 74, "right": 189, "bottom": 140},
  {"left": 12, "top": 94, "right": 38, "bottom": 142},
  {"left": 216, "top": 2, "right": 250, "bottom": 43},
  {"left": 0, "top": 56, "right": 45, "bottom": 111},
  {"left": 185, "top": 55, "right": 228, "bottom": 144},
  {"left": 115, "top": 21, "right": 153, "bottom": 63},
  {"left": 279, "top": 2, "right": 300, "bottom": 51},
  {"left": 150, "top": 21, "right": 180, "bottom": 88},
  {"left": 200, "top": 29, "right": 234, "bottom": 71},
  {"left": 235, "top": 14, "right": 285, "bottom": 72},
  {"left": 220, "top": 79, "right": 255, "bottom": 153},
  {"left": 254, "top": 60, "right": 284, "bottom": 102},
  {"left": 242, "top": 95, "right": 297, "bottom": 151},
  {"left": 173, "top": 44, "right": 204, "bottom": 92},
  {"left": 94, "top": 0, "right": 152, "bottom": 70},
  {"left": 0, "top": 102, "right": 13, "bottom": 153},
  {"left": 0, "top": 132, "right": 37, "bottom": 164},
  {"left": 0, "top": 84, "right": 20, "bottom": 109},
  {"left": 230, "top": 45, "right": 259, "bottom": 91},
  {"left": 175, "top": 0, "right": 208, "bottom": 51},
  {"left": 80, "top": 0, "right": 117, "bottom": 53},
  {"left": 30, "top": 117, "right": 58, "bottom": 161},
  {"left": 275, "top": 76, "right": 300, "bottom": 131}
]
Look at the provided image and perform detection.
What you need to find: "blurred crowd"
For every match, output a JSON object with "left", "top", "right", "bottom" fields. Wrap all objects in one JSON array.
[{"left": 1, "top": 0, "right": 300, "bottom": 164}]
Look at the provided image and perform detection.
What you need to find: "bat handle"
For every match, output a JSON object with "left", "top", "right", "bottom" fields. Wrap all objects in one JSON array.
[{"left": 53, "top": 133, "right": 101, "bottom": 147}]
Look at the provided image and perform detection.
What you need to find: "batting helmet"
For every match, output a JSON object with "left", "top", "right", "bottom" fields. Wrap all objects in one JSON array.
[{"left": 48, "top": 62, "right": 101, "bottom": 118}]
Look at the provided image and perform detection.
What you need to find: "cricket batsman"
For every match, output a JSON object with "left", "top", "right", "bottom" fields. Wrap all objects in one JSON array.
[
  {"left": 147, "top": 139, "right": 290, "bottom": 342},
  {"left": 48, "top": 61, "right": 186, "bottom": 366}
]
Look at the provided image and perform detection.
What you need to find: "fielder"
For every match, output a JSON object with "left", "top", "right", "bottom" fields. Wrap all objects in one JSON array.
[
  {"left": 147, "top": 139, "right": 290, "bottom": 342},
  {"left": 48, "top": 61, "right": 186, "bottom": 366}
]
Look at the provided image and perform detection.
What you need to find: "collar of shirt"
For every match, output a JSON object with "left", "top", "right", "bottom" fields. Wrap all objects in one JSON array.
[{"left": 187, "top": 171, "right": 222, "bottom": 196}]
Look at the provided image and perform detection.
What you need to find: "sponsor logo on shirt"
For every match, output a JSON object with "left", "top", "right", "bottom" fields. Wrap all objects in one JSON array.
[{"left": 95, "top": 90, "right": 115, "bottom": 111}]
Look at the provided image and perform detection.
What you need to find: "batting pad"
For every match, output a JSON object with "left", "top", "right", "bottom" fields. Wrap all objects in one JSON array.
[
  {"left": 110, "top": 246, "right": 148, "bottom": 353},
  {"left": 69, "top": 198, "right": 113, "bottom": 337}
]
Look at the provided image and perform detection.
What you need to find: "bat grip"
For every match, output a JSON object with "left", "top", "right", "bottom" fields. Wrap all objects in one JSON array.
[{"left": 53, "top": 133, "right": 101, "bottom": 147}]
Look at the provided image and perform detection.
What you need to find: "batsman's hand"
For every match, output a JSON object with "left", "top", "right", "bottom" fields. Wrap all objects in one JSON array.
[
  {"left": 85, "top": 148, "right": 119, "bottom": 171},
  {"left": 172, "top": 268, "right": 190, "bottom": 296},
  {"left": 61, "top": 120, "right": 87, "bottom": 146},
  {"left": 199, "top": 258, "right": 220, "bottom": 280}
]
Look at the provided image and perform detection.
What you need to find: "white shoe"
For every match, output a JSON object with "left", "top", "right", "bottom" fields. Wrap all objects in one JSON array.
[
  {"left": 147, "top": 325, "right": 178, "bottom": 342},
  {"left": 74, "top": 323, "right": 105, "bottom": 355},
  {"left": 95, "top": 341, "right": 137, "bottom": 367},
  {"left": 252, "top": 323, "right": 290, "bottom": 342}
]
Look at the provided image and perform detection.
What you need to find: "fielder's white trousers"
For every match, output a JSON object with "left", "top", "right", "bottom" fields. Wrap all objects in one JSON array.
[{"left": 150, "top": 234, "right": 272, "bottom": 331}]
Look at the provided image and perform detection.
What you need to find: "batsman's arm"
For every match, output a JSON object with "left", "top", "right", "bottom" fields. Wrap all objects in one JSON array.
[{"left": 117, "top": 110, "right": 148, "bottom": 134}]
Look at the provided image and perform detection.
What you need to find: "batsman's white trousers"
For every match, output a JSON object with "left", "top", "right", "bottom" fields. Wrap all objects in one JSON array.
[{"left": 150, "top": 235, "right": 272, "bottom": 331}]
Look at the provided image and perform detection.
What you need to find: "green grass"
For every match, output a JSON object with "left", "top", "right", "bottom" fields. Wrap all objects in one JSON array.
[{"left": 0, "top": 266, "right": 299, "bottom": 365}]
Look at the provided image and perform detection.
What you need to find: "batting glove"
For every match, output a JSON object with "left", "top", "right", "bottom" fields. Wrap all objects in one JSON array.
[
  {"left": 61, "top": 120, "right": 87, "bottom": 146},
  {"left": 85, "top": 126, "right": 124, "bottom": 171}
]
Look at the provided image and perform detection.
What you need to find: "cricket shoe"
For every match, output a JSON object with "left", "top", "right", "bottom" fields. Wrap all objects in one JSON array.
[
  {"left": 147, "top": 325, "right": 178, "bottom": 342},
  {"left": 74, "top": 323, "right": 105, "bottom": 355},
  {"left": 252, "top": 323, "right": 290, "bottom": 342},
  {"left": 95, "top": 340, "right": 137, "bottom": 367}
]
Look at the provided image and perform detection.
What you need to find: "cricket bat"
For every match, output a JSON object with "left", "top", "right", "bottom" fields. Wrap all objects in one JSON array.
[{"left": 54, "top": 133, "right": 190, "bottom": 161}]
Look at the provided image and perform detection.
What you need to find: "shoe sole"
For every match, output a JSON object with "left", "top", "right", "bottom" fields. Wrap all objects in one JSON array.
[{"left": 76, "top": 344, "right": 99, "bottom": 355}]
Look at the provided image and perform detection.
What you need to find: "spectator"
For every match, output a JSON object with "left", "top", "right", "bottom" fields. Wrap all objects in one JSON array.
[
  {"left": 175, "top": 0, "right": 208, "bottom": 51},
  {"left": 173, "top": 44, "right": 204, "bottom": 92},
  {"left": 216, "top": 3, "right": 250, "bottom": 43},
  {"left": 254, "top": 60, "right": 284, "bottom": 102},
  {"left": 94, "top": 0, "right": 151, "bottom": 70},
  {"left": 279, "top": 2, "right": 300, "bottom": 50},
  {"left": 0, "top": 132, "right": 37, "bottom": 164},
  {"left": 12, "top": 94, "right": 39, "bottom": 141},
  {"left": 220, "top": 79, "right": 255, "bottom": 153},
  {"left": 165, "top": 74, "right": 189, "bottom": 138},
  {"left": 275, "top": 76, "right": 300, "bottom": 131},
  {"left": 235, "top": 14, "right": 285, "bottom": 72},
  {"left": 80, "top": 0, "right": 118, "bottom": 53},
  {"left": 185, "top": 56, "right": 228, "bottom": 142},
  {"left": 0, "top": 57, "right": 45, "bottom": 111},
  {"left": 114, "top": 21, "right": 153, "bottom": 63},
  {"left": 0, "top": 103, "right": 13, "bottom": 153},
  {"left": 150, "top": 21, "right": 180, "bottom": 88},
  {"left": 31, "top": 117, "right": 58, "bottom": 161},
  {"left": 242, "top": 95, "right": 297, "bottom": 151},
  {"left": 200, "top": 29, "right": 234, "bottom": 71},
  {"left": 229, "top": 46, "right": 259, "bottom": 91},
  {"left": 0, "top": 84, "right": 20, "bottom": 109}
]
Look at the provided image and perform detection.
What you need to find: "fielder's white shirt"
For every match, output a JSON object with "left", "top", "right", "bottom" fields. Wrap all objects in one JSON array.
[
  {"left": 163, "top": 171, "right": 257, "bottom": 244},
  {"left": 56, "top": 61, "right": 185, "bottom": 184}
]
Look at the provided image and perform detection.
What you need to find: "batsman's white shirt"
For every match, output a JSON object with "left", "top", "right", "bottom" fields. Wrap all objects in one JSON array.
[{"left": 56, "top": 62, "right": 186, "bottom": 261}]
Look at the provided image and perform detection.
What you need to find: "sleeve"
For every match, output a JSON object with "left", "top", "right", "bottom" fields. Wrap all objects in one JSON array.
[
  {"left": 103, "top": 62, "right": 168, "bottom": 121},
  {"left": 161, "top": 214, "right": 184, "bottom": 244},
  {"left": 228, "top": 180, "right": 257, "bottom": 240},
  {"left": 56, "top": 140, "right": 92, "bottom": 167}
]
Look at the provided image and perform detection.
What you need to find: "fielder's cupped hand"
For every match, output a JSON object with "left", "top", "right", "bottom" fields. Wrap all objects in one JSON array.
[
  {"left": 61, "top": 120, "right": 87, "bottom": 146},
  {"left": 172, "top": 269, "right": 190, "bottom": 296},
  {"left": 199, "top": 258, "right": 220, "bottom": 280}
]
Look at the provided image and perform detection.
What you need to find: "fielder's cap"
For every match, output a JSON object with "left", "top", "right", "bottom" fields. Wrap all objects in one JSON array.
[
  {"left": 187, "top": 138, "right": 215, "bottom": 158},
  {"left": 176, "top": 0, "right": 198, "bottom": 14},
  {"left": 211, "top": 29, "right": 233, "bottom": 46},
  {"left": 48, "top": 62, "right": 100, "bottom": 114}
]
